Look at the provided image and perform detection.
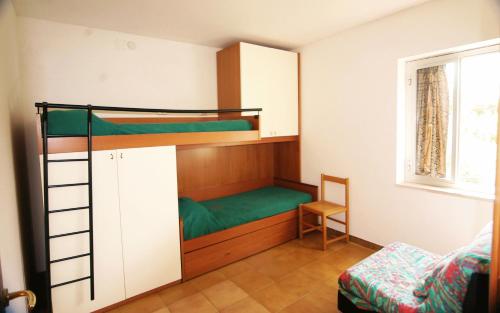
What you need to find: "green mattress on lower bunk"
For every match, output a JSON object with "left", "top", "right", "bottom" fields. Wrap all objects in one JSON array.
[
  {"left": 179, "top": 186, "right": 313, "bottom": 241},
  {"left": 46, "top": 110, "right": 253, "bottom": 136}
]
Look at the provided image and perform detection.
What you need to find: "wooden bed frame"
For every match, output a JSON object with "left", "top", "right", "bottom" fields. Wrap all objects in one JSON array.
[
  {"left": 36, "top": 113, "right": 299, "bottom": 154},
  {"left": 179, "top": 178, "right": 318, "bottom": 280}
]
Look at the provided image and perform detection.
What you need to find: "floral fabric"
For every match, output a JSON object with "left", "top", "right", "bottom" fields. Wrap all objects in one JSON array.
[
  {"left": 338, "top": 223, "right": 491, "bottom": 313},
  {"left": 415, "top": 65, "right": 450, "bottom": 178}
]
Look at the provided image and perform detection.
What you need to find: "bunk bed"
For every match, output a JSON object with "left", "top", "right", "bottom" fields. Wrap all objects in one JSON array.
[{"left": 36, "top": 102, "right": 311, "bottom": 313}]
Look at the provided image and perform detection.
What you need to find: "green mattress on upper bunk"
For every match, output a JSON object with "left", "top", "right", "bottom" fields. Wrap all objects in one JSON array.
[
  {"left": 46, "top": 110, "right": 253, "bottom": 136},
  {"left": 179, "top": 186, "right": 312, "bottom": 240}
]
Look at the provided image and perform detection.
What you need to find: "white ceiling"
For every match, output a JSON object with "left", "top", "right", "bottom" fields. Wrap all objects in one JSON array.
[{"left": 12, "top": 0, "right": 430, "bottom": 49}]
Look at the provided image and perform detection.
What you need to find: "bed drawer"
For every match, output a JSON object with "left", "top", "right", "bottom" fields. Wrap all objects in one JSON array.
[{"left": 183, "top": 219, "right": 297, "bottom": 279}]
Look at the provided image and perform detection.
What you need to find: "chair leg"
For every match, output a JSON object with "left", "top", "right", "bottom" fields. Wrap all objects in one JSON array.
[
  {"left": 299, "top": 205, "right": 303, "bottom": 239},
  {"left": 345, "top": 210, "right": 350, "bottom": 242},
  {"left": 322, "top": 213, "right": 327, "bottom": 250}
]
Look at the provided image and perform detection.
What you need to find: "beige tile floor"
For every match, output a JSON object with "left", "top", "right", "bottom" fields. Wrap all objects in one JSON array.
[{"left": 107, "top": 233, "right": 375, "bottom": 313}]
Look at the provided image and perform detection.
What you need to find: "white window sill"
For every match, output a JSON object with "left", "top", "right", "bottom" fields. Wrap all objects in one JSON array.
[{"left": 396, "top": 182, "right": 494, "bottom": 201}]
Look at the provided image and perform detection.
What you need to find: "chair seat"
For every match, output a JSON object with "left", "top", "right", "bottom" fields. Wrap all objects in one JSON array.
[{"left": 301, "top": 200, "right": 346, "bottom": 216}]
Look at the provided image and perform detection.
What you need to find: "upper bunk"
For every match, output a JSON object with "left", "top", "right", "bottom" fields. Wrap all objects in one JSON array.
[{"left": 35, "top": 102, "right": 299, "bottom": 154}]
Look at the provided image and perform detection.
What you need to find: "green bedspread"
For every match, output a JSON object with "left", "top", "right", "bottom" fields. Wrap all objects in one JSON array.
[
  {"left": 179, "top": 186, "right": 312, "bottom": 240},
  {"left": 46, "top": 110, "right": 252, "bottom": 136}
]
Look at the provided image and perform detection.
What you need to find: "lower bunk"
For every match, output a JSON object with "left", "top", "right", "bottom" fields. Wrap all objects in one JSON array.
[{"left": 179, "top": 178, "right": 318, "bottom": 280}]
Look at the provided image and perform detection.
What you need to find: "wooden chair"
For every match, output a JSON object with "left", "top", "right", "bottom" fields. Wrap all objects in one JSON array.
[{"left": 299, "top": 174, "right": 349, "bottom": 250}]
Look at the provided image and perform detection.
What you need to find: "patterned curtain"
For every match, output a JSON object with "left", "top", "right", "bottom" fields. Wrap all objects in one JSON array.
[{"left": 415, "top": 65, "right": 449, "bottom": 178}]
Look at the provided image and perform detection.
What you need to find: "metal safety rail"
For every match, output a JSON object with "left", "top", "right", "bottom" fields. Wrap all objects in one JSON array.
[{"left": 36, "top": 102, "right": 262, "bottom": 312}]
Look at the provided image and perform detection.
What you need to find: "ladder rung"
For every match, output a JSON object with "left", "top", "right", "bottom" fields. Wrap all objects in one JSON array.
[
  {"left": 48, "top": 182, "right": 89, "bottom": 188},
  {"left": 49, "top": 230, "right": 90, "bottom": 239},
  {"left": 49, "top": 206, "right": 90, "bottom": 214},
  {"left": 50, "top": 253, "right": 90, "bottom": 264},
  {"left": 51, "top": 276, "right": 91, "bottom": 288},
  {"left": 48, "top": 158, "right": 89, "bottom": 163},
  {"left": 47, "top": 134, "right": 88, "bottom": 138}
]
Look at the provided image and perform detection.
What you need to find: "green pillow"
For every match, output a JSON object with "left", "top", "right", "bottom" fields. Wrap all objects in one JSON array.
[{"left": 178, "top": 198, "right": 222, "bottom": 240}]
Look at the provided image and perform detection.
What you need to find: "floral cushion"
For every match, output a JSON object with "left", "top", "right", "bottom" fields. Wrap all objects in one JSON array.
[
  {"left": 338, "top": 242, "right": 440, "bottom": 312},
  {"left": 338, "top": 223, "right": 491, "bottom": 313},
  {"left": 416, "top": 223, "right": 491, "bottom": 312}
]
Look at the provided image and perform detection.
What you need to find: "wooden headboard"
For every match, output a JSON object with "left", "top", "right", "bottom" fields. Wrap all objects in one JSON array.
[
  {"left": 176, "top": 144, "right": 274, "bottom": 201},
  {"left": 176, "top": 144, "right": 309, "bottom": 202}
]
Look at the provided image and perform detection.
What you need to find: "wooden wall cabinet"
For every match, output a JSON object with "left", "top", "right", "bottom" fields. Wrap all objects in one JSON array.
[
  {"left": 43, "top": 146, "right": 181, "bottom": 313},
  {"left": 217, "top": 42, "right": 299, "bottom": 138}
]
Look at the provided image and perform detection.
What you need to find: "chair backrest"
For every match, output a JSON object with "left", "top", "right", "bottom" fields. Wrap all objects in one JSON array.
[{"left": 321, "top": 174, "right": 349, "bottom": 208}]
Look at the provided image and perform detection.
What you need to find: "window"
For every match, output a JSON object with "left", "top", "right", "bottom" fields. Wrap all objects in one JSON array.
[{"left": 404, "top": 44, "right": 500, "bottom": 197}]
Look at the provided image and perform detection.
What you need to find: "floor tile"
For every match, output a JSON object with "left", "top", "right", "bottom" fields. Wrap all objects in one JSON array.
[
  {"left": 230, "top": 269, "right": 274, "bottom": 293},
  {"left": 168, "top": 293, "right": 217, "bottom": 313},
  {"left": 281, "top": 293, "right": 337, "bottom": 313},
  {"left": 276, "top": 271, "right": 317, "bottom": 297},
  {"left": 190, "top": 270, "right": 227, "bottom": 290},
  {"left": 245, "top": 249, "right": 281, "bottom": 268},
  {"left": 299, "top": 260, "right": 342, "bottom": 281},
  {"left": 152, "top": 308, "right": 171, "bottom": 313},
  {"left": 293, "top": 244, "right": 331, "bottom": 259},
  {"left": 323, "top": 245, "right": 373, "bottom": 271},
  {"left": 158, "top": 281, "right": 198, "bottom": 305},
  {"left": 268, "top": 241, "right": 298, "bottom": 255},
  {"left": 244, "top": 241, "right": 296, "bottom": 268},
  {"left": 201, "top": 280, "right": 248, "bottom": 310},
  {"left": 275, "top": 249, "right": 316, "bottom": 268},
  {"left": 250, "top": 283, "right": 300, "bottom": 312},
  {"left": 311, "top": 280, "right": 339, "bottom": 303},
  {"left": 218, "top": 260, "right": 253, "bottom": 278},
  {"left": 220, "top": 296, "right": 270, "bottom": 313},
  {"left": 117, "top": 294, "right": 165, "bottom": 313},
  {"left": 255, "top": 257, "right": 299, "bottom": 280}
]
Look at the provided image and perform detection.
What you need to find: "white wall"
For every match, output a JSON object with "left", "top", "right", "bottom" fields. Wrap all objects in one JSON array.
[
  {"left": 17, "top": 17, "right": 219, "bottom": 109},
  {"left": 0, "top": 1, "right": 26, "bottom": 312},
  {"left": 15, "top": 18, "right": 220, "bottom": 271},
  {"left": 299, "top": 0, "right": 500, "bottom": 254}
]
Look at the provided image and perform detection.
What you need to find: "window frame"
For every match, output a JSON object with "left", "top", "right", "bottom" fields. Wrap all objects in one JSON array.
[{"left": 403, "top": 44, "right": 499, "bottom": 194}]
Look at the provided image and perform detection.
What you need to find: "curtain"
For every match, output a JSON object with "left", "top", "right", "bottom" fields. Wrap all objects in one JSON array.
[{"left": 415, "top": 65, "right": 450, "bottom": 178}]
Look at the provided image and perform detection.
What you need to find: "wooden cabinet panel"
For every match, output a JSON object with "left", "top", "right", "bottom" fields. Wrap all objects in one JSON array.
[
  {"left": 43, "top": 146, "right": 182, "bottom": 310},
  {"left": 44, "top": 151, "right": 125, "bottom": 313},
  {"left": 239, "top": 43, "right": 298, "bottom": 137},
  {"left": 116, "top": 146, "right": 181, "bottom": 298}
]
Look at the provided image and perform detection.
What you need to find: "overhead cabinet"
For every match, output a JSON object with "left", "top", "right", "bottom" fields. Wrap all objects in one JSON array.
[
  {"left": 42, "top": 146, "right": 181, "bottom": 313},
  {"left": 217, "top": 42, "right": 299, "bottom": 138}
]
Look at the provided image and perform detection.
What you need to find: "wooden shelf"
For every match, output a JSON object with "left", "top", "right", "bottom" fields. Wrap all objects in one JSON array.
[
  {"left": 176, "top": 134, "right": 298, "bottom": 150},
  {"left": 38, "top": 131, "right": 298, "bottom": 154}
]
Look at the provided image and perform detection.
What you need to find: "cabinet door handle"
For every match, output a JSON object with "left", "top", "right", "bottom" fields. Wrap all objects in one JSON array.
[
  {"left": 110, "top": 153, "right": 114, "bottom": 160},
  {"left": 120, "top": 153, "right": 123, "bottom": 159}
]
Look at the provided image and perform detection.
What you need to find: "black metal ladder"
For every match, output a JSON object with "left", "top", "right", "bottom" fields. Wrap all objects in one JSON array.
[{"left": 41, "top": 103, "right": 95, "bottom": 312}]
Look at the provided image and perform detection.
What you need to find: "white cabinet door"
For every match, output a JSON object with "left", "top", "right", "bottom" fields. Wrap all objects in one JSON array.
[
  {"left": 116, "top": 146, "right": 181, "bottom": 298},
  {"left": 240, "top": 43, "right": 298, "bottom": 137},
  {"left": 43, "top": 151, "right": 125, "bottom": 313}
]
